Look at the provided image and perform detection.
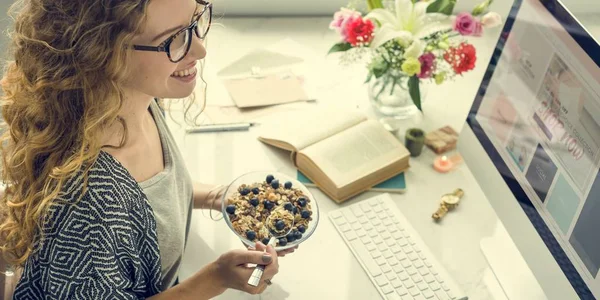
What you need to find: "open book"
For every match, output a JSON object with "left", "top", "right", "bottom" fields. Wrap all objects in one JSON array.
[{"left": 258, "top": 108, "right": 410, "bottom": 203}]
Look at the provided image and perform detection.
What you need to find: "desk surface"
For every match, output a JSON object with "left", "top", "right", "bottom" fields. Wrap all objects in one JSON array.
[{"left": 167, "top": 14, "right": 513, "bottom": 300}]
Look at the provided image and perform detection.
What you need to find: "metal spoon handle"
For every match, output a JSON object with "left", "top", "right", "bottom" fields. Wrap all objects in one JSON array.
[{"left": 247, "top": 237, "right": 277, "bottom": 286}]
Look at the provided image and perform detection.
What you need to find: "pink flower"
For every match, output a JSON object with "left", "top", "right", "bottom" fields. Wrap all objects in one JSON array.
[
  {"left": 342, "top": 16, "right": 375, "bottom": 46},
  {"left": 330, "top": 8, "right": 361, "bottom": 33},
  {"left": 453, "top": 12, "right": 482, "bottom": 36},
  {"left": 418, "top": 52, "right": 436, "bottom": 79}
]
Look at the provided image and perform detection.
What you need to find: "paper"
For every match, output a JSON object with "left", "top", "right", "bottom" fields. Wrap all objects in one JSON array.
[
  {"left": 223, "top": 71, "right": 309, "bottom": 108},
  {"left": 217, "top": 48, "right": 304, "bottom": 77}
]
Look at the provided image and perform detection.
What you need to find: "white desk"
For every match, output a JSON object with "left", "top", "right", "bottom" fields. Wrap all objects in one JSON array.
[{"left": 167, "top": 14, "right": 513, "bottom": 300}]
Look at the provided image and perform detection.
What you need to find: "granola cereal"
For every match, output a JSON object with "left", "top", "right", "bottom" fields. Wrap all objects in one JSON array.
[{"left": 225, "top": 174, "right": 314, "bottom": 247}]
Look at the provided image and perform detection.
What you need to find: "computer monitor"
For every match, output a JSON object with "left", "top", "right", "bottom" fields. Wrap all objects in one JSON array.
[{"left": 460, "top": 0, "right": 600, "bottom": 299}]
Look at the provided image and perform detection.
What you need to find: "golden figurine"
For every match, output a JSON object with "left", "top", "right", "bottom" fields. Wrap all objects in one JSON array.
[{"left": 432, "top": 189, "right": 464, "bottom": 221}]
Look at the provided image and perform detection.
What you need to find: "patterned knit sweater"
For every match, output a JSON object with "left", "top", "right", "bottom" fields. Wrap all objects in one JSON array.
[{"left": 13, "top": 151, "right": 162, "bottom": 299}]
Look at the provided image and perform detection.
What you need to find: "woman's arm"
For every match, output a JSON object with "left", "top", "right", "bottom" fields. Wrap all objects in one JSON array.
[
  {"left": 148, "top": 262, "right": 226, "bottom": 300},
  {"left": 192, "top": 182, "right": 226, "bottom": 211}
]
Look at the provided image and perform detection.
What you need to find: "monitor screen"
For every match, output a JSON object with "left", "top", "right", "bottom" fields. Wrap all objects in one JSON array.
[{"left": 467, "top": 0, "right": 600, "bottom": 298}]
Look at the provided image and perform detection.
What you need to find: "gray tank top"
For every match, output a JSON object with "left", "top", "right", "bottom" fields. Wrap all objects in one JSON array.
[{"left": 139, "top": 101, "right": 194, "bottom": 291}]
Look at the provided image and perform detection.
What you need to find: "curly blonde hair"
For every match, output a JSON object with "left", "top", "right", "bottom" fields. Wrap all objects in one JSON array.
[{"left": 0, "top": 0, "right": 205, "bottom": 266}]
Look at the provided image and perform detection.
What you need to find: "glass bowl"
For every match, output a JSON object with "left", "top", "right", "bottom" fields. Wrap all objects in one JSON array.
[{"left": 221, "top": 171, "right": 319, "bottom": 251}]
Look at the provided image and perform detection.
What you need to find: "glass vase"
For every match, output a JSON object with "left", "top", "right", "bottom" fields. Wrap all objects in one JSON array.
[{"left": 367, "top": 74, "right": 427, "bottom": 120}]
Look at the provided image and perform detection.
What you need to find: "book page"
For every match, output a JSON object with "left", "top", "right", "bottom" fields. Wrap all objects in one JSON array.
[
  {"left": 257, "top": 107, "right": 367, "bottom": 151},
  {"left": 301, "top": 119, "right": 409, "bottom": 187}
]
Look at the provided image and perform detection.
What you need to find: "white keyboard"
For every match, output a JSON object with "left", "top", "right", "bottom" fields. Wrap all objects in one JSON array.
[{"left": 329, "top": 194, "right": 467, "bottom": 300}]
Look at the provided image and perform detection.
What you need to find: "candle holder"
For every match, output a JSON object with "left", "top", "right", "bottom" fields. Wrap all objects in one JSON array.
[{"left": 405, "top": 128, "right": 426, "bottom": 157}]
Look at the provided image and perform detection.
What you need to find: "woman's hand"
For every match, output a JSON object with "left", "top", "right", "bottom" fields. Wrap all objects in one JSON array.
[
  {"left": 248, "top": 243, "right": 298, "bottom": 257},
  {"left": 212, "top": 242, "right": 279, "bottom": 295}
]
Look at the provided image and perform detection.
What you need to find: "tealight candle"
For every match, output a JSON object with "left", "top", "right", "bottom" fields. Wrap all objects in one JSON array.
[{"left": 433, "top": 155, "right": 454, "bottom": 173}]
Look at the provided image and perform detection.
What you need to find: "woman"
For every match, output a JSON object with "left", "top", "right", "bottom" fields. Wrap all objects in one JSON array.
[{"left": 0, "top": 0, "right": 289, "bottom": 298}]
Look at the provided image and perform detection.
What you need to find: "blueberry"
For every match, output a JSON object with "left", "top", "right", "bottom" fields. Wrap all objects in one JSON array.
[
  {"left": 226, "top": 205, "right": 236, "bottom": 214},
  {"left": 301, "top": 210, "right": 311, "bottom": 219},
  {"left": 266, "top": 174, "right": 275, "bottom": 184},
  {"left": 284, "top": 181, "right": 292, "bottom": 189},
  {"left": 283, "top": 202, "right": 294, "bottom": 212},
  {"left": 252, "top": 187, "right": 260, "bottom": 195},
  {"left": 297, "top": 197, "right": 307, "bottom": 207},
  {"left": 240, "top": 188, "right": 250, "bottom": 196},
  {"left": 249, "top": 198, "right": 259, "bottom": 207},
  {"left": 271, "top": 179, "right": 280, "bottom": 189},
  {"left": 286, "top": 233, "right": 296, "bottom": 242},
  {"left": 275, "top": 220, "right": 285, "bottom": 231},
  {"left": 297, "top": 225, "right": 306, "bottom": 233},
  {"left": 292, "top": 207, "right": 298, "bottom": 214},
  {"left": 294, "top": 231, "right": 303, "bottom": 240},
  {"left": 264, "top": 200, "right": 274, "bottom": 210},
  {"left": 278, "top": 238, "right": 288, "bottom": 246},
  {"left": 246, "top": 230, "right": 256, "bottom": 241},
  {"left": 262, "top": 238, "right": 270, "bottom": 245}
]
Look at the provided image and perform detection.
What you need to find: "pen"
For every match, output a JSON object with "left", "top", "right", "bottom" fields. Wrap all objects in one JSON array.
[{"left": 186, "top": 122, "right": 256, "bottom": 134}]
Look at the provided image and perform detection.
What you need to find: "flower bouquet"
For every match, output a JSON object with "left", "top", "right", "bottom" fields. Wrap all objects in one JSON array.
[{"left": 328, "top": 0, "right": 502, "bottom": 117}]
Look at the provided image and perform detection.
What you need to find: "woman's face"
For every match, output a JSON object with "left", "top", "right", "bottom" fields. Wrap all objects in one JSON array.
[{"left": 127, "top": 0, "right": 207, "bottom": 99}]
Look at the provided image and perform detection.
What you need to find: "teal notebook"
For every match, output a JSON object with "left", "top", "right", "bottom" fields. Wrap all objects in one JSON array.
[{"left": 297, "top": 170, "right": 406, "bottom": 193}]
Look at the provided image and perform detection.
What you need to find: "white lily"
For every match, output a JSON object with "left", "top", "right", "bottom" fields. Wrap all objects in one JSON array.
[{"left": 366, "top": 0, "right": 451, "bottom": 49}]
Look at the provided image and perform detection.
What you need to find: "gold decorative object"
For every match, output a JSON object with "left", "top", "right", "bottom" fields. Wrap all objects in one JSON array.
[{"left": 432, "top": 189, "right": 464, "bottom": 221}]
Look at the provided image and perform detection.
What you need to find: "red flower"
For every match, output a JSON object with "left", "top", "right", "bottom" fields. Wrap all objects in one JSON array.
[
  {"left": 342, "top": 16, "right": 375, "bottom": 46},
  {"left": 444, "top": 43, "right": 477, "bottom": 75}
]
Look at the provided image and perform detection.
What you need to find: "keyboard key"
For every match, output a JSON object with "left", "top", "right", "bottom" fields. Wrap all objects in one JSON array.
[
  {"left": 366, "top": 243, "right": 377, "bottom": 251},
  {"left": 348, "top": 239, "right": 381, "bottom": 276},
  {"left": 435, "top": 290, "right": 450, "bottom": 300},
  {"left": 442, "top": 284, "right": 450, "bottom": 291},
  {"left": 343, "top": 210, "right": 359, "bottom": 223},
  {"left": 352, "top": 222, "right": 362, "bottom": 230},
  {"left": 371, "top": 250, "right": 382, "bottom": 259},
  {"left": 413, "top": 294, "right": 426, "bottom": 300},
  {"left": 417, "top": 282, "right": 429, "bottom": 291},
  {"left": 391, "top": 278, "right": 402, "bottom": 288},
  {"left": 424, "top": 260, "right": 433, "bottom": 268},
  {"left": 397, "top": 271, "right": 409, "bottom": 281},
  {"left": 386, "top": 292, "right": 402, "bottom": 300},
  {"left": 447, "top": 290, "right": 455, "bottom": 299},
  {"left": 392, "top": 264, "right": 404, "bottom": 274},
  {"left": 408, "top": 253, "right": 419, "bottom": 261},
  {"left": 364, "top": 223, "right": 374, "bottom": 231},
  {"left": 368, "top": 229, "right": 379, "bottom": 238},
  {"left": 382, "top": 284, "right": 394, "bottom": 294},
  {"left": 403, "top": 245, "right": 414, "bottom": 254},
  {"left": 436, "top": 275, "right": 445, "bottom": 284},
  {"left": 371, "top": 218, "right": 382, "bottom": 226},
  {"left": 388, "top": 258, "right": 399, "bottom": 266},
  {"left": 391, "top": 245, "right": 402, "bottom": 254},
  {"left": 376, "top": 257, "right": 387, "bottom": 266},
  {"left": 386, "top": 271, "right": 397, "bottom": 281},
  {"left": 413, "top": 260, "right": 424, "bottom": 268},
  {"left": 373, "top": 236, "right": 384, "bottom": 245},
  {"left": 397, "top": 238, "right": 408, "bottom": 246},
  {"left": 356, "top": 229, "right": 367, "bottom": 237},
  {"left": 382, "top": 250, "right": 394, "bottom": 259},
  {"left": 386, "top": 239, "right": 396, "bottom": 247},
  {"left": 423, "top": 289, "right": 435, "bottom": 299},
  {"left": 339, "top": 223, "right": 351, "bottom": 232},
  {"left": 430, "top": 268, "right": 439, "bottom": 275},
  {"left": 360, "top": 236, "right": 371, "bottom": 244},
  {"left": 381, "top": 231, "right": 392, "bottom": 239},
  {"left": 378, "top": 242, "right": 388, "bottom": 251},
  {"left": 383, "top": 218, "right": 394, "bottom": 226},
  {"left": 412, "top": 274, "right": 423, "bottom": 283},
  {"left": 366, "top": 211, "right": 376, "bottom": 219},
  {"left": 396, "top": 252, "right": 408, "bottom": 261},
  {"left": 424, "top": 274, "right": 435, "bottom": 284},
  {"left": 401, "top": 260, "right": 412, "bottom": 268},
  {"left": 373, "top": 204, "right": 383, "bottom": 213},
  {"left": 409, "top": 286, "right": 421, "bottom": 296},
  {"left": 330, "top": 211, "right": 343, "bottom": 219},
  {"left": 360, "top": 202, "right": 371, "bottom": 212},
  {"left": 376, "top": 225, "right": 387, "bottom": 233},
  {"left": 344, "top": 231, "right": 358, "bottom": 241},
  {"left": 374, "top": 274, "right": 388, "bottom": 287},
  {"left": 392, "top": 231, "right": 404, "bottom": 240},
  {"left": 419, "top": 268, "right": 429, "bottom": 276},
  {"left": 350, "top": 205, "right": 363, "bottom": 217},
  {"left": 358, "top": 216, "right": 370, "bottom": 224},
  {"left": 407, "top": 237, "right": 416, "bottom": 245},
  {"left": 429, "top": 281, "right": 441, "bottom": 291},
  {"left": 381, "top": 264, "right": 392, "bottom": 274},
  {"left": 396, "top": 286, "right": 409, "bottom": 296},
  {"left": 407, "top": 266, "right": 418, "bottom": 276},
  {"left": 369, "top": 200, "right": 379, "bottom": 207},
  {"left": 404, "top": 280, "right": 415, "bottom": 289},
  {"left": 388, "top": 226, "right": 398, "bottom": 233}
]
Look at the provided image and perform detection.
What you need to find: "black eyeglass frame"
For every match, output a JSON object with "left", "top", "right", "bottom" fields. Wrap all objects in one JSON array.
[{"left": 132, "top": 0, "right": 212, "bottom": 63}]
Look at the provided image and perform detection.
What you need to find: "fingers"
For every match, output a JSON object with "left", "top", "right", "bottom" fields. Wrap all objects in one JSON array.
[
  {"left": 263, "top": 244, "right": 279, "bottom": 278},
  {"left": 230, "top": 249, "right": 273, "bottom": 266}
]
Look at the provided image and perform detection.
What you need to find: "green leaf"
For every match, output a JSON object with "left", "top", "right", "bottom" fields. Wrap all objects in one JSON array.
[
  {"left": 328, "top": 43, "right": 352, "bottom": 54},
  {"left": 408, "top": 76, "right": 422, "bottom": 112},
  {"left": 365, "top": 73, "right": 373, "bottom": 84},
  {"left": 426, "top": 0, "right": 456, "bottom": 15},
  {"left": 367, "top": 0, "right": 384, "bottom": 11}
]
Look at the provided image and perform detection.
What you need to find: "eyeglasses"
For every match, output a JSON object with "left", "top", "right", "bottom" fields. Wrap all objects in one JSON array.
[{"left": 133, "top": 0, "right": 212, "bottom": 63}]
